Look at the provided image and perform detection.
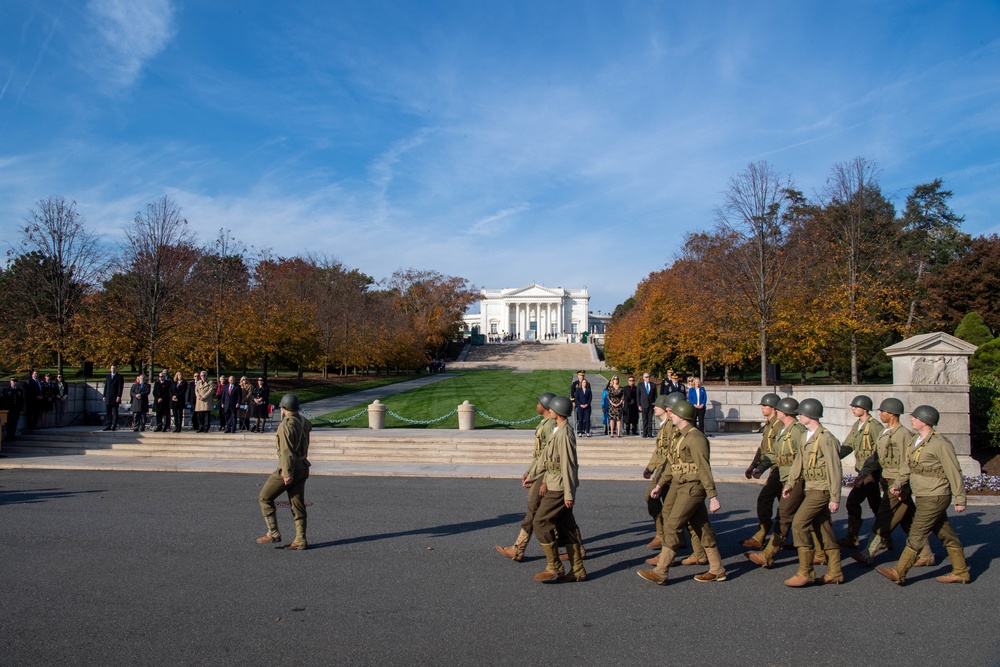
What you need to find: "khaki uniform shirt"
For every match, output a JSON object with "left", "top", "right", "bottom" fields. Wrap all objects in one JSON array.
[
  {"left": 647, "top": 418, "right": 677, "bottom": 478},
  {"left": 524, "top": 417, "right": 556, "bottom": 479},
  {"left": 839, "top": 416, "right": 884, "bottom": 473},
  {"left": 276, "top": 411, "right": 312, "bottom": 478},
  {"left": 662, "top": 424, "right": 717, "bottom": 500},
  {"left": 896, "top": 430, "right": 966, "bottom": 506},
  {"left": 750, "top": 415, "right": 783, "bottom": 468},
  {"left": 859, "top": 423, "right": 913, "bottom": 483},
  {"left": 763, "top": 421, "right": 807, "bottom": 482},
  {"left": 786, "top": 427, "right": 843, "bottom": 504},
  {"left": 530, "top": 423, "right": 579, "bottom": 501}
]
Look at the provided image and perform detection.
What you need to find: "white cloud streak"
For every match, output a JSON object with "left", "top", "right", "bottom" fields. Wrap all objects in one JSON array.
[{"left": 86, "top": 0, "right": 176, "bottom": 89}]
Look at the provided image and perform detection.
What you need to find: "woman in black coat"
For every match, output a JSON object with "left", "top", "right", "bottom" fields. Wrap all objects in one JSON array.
[{"left": 250, "top": 377, "right": 271, "bottom": 432}]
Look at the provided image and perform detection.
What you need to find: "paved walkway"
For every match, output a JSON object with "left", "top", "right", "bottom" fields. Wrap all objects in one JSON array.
[{"left": 300, "top": 373, "right": 458, "bottom": 416}]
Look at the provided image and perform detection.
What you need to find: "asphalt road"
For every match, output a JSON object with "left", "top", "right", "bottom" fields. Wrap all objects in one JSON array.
[{"left": 2, "top": 470, "right": 999, "bottom": 666}]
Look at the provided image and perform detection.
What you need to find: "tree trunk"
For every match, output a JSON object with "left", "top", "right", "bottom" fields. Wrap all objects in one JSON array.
[
  {"left": 759, "top": 323, "right": 767, "bottom": 387},
  {"left": 851, "top": 331, "right": 859, "bottom": 385},
  {"left": 724, "top": 364, "right": 730, "bottom": 386}
]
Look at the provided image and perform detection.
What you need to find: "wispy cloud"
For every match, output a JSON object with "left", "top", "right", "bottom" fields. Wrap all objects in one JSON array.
[{"left": 86, "top": 0, "right": 176, "bottom": 89}]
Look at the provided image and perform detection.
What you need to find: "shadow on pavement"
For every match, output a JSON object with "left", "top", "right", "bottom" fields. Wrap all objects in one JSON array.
[
  {"left": 306, "top": 512, "right": 524, "bottom": 549},
  {"left": 0, "top": 487, "right": 107, "bottom": 505}
]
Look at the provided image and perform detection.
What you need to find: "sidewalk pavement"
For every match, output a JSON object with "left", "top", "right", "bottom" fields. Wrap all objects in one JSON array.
[{"left": 299, "top": 373, "right": 458, "bottom": 416}]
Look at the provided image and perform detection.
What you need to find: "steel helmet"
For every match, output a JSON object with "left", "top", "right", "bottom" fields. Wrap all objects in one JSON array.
[
  {"left": 760, "top": 393, "right": 781, "bottom": 408},
  {"left": 878, "top": 398, "right": 904, "bottom": 416},
  {"left": 797, "top": 398, "right": 823, "bottom": 420},
  {"left": 911, "top": 405, "right": 940, "bottom": 427},
  {"left": 279, "top": 393, "right": 300, "bottom": 411},
  {"left": 548, "top": 395, "right": 573, "bottom": 418},
  {"left": 850, "top": 395, "right": 874, "bottom": 411},
  {"left": 653, "top": 394, "right": 671, "bottom": 410},
  {"left": 672, "top": 400, "right": 696, "bottom": 421},
  {"left": 537, "top": 392, "right": 556, "bottom": 409},
  {"left": 775, "top": 397, "right": 799, "bottom": 416}
]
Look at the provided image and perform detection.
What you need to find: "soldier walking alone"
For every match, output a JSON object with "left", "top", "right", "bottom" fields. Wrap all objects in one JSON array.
[{"left": 257, "top": 393, "right": 312, "bottom": 550}]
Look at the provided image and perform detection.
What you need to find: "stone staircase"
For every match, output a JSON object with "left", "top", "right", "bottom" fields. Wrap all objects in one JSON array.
[{"left": 4, "top": 428, "right": 759, "bottom": 467}]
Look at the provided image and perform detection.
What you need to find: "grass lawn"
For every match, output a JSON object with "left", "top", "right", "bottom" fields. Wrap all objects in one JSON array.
[{"left": 315, "top": 369, "right": 609, "bottom": 429}]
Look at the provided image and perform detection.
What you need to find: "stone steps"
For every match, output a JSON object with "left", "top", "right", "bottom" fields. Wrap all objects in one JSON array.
[{"left": 5, "top": 429, "right": 759, "bottom": 466}]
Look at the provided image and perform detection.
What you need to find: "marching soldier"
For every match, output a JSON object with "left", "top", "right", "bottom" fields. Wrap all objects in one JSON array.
[
  {"left": 850, "top": 398, "right": 935, "bottom": 566},
  {"left": 257, "top": 393, "right": 312, "bottom": 550},
  {"left": 837, "top": 395, "right": 884, "bottom": 547},
  {"left": 781, "top": 398, "right": 843, "bottom": 586},
  {"left": 496, "top": 392, "right": 557, "bottom": 561},
  {"left": 877, "top": 405, "right": 970, "bottom": 585},
  {"left": 741, "top": 393, "right": 783, "bottom": 549},
  {"left": 642, "top": 392, "right": 683, "bottom": 549},
  {"left": 528, "top": 395, "right": 586, "bottom": 583},
  {"left": 637, "top": 400, "right": 725, "bottom": 585}
]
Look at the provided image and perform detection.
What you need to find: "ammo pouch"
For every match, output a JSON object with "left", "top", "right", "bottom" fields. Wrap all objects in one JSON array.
[
  {"left": 774, "top": 455, "right": 795, "bottom": 467},
  {"left": 545, "top": 461, "right": 561, "bottom": 473},
  {"left": 802, "top": 467, "right": 826, "bottom": 482},
  {"left": 910, "top": 464, "right": 947, "bottom": 479},
  {"left": 670, "top": 462, "right": 699, "bottom": 475}
]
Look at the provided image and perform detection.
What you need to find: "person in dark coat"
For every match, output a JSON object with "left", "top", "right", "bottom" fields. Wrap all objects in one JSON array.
[
  {"left": 170, "top": 371, "right": 188, "bottom": 432},
  {"left": 102, "top": 365, "right": 125, "bottom": 431},
  {"left": 221, "top": 375, "right": 241, "bottom": 433},
  {"left": 25, "top": 370, "right": 44, "bottom": 430},
  {"left": 636, "top": 372, "right": 657, "bottom": 438},
  {"left": 2, "top": 377, "right": 24, "bottom": 441},
  {"left": 250, "top": 377, "right": 271, "bottom": 432},
  {"left": 130, "top": 374, "right": 151, "bottom": 431},
  {"left": 574, "top": 379, "right": 593, "bottom": 437},
  {"left": 622, "top": 375, "right": 639, "bottom": 436},
  {"left": 152, "top": 370, "right": 172, "bottom": 431}
]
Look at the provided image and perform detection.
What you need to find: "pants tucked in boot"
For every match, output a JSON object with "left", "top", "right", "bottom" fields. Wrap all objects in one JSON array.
[
  {"left": 749, "top": 470, "right": 781, "bottom": 542},
  {"left": 822, "top": 548, "right": 843, "bottom": 583},
  {"left": 838, "top": 515, "right": 863, "bottom": 548},
  {"left": 556, "top": 542, "right": 587, "bottom": 582},
  {"left": 259, "top": 469, "right": 308, "bottom": 546},
  {"left": 785, "top": 548, "right": 816, "bottom": 586},
  {"left": 257, "top": 515, "right": 281, "bottom": 543},
  {"left": 937, "top": 545, "right": 971, "bottom": 583},
  {"left": 534, "top": 542, "right": 565, "bottom": 581},
  {"left": 637, "top": 546, "right": 675, "bottom": 585},
  {"left": 877, "top": 545, "right": 920, "bottom": 584},
  {"left": 496, "top": 528, "right": 531, "bottom": 560}
]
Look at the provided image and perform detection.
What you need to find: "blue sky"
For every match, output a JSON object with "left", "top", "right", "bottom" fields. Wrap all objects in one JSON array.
[{"left": 1, "top": 1, "right": 998, "bottom": 313}]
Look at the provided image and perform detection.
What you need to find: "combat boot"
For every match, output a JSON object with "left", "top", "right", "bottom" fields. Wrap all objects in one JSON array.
[
  {"left": 555, "top": 543, "right": 587, "bottom": 582},
  {"left": 838, "top": 516, "right": 862, "bottom": 548},
  {"left": 256, "top": 516, "right": 282, "bottom": 543},
  {"left": 741, "top": 522, "right": 768, "bottom": 550},
  {"left": 495, "top": 528, "right": 530, "bottom": 561},
  {"left": 935, "top": 546, "right": 971, "bottom": 584},
  {"left": 851, "top": 533, "right": 883, "bottom": 566},
  {"left": 637, "top": 547, "right": 675, "bottom": 585},
  {"left": 877, "top": 545, "right": 920, "bottom": 585},
  {"left": 284, "top": 518, "right": 307, "bottom": 550},
  {"left": 820, "top": 549, "right": 843, "bottom": 584},
  {"left": 747, "top": 534, "right": 781, "bottom": 568},
  {"left": 784, "top": 548, "right": 816, "bottom": 587},
  {"left": 534, "top": 542, "right": 565, "bottom": 581},
  {"left": 694, "top": 547, "right": 726, "bottom": 582},
  {"left": 914, "top": 544, "right": 936, "bottom": 567}
]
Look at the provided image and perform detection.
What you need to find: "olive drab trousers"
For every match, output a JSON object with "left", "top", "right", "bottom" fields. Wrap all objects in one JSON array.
[{"left": 259, "top": 469, "right": 309, "bottom": 532}]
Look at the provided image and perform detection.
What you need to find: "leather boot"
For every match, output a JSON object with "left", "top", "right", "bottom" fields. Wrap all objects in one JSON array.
[
  {"left": 838, "top": 516, "right": 862, "bottom": 548},
  {"left": 936, "top": 546, "right": 971, "bottom": 583},
  {"left": 851, "top": 534, "right": 882, "bottom": 566},
  {"left": 284, "top": 518, "right": 307, "bottom": 550},
  {"left": 877, "top": 545, "right": 920, "bottom": 585},
  {"left": 256, "top": 516, "right": 281, "bottom": 543},
  {"left": 820, "top": 549, "right": 843, "bottom": 584},
  {"left": 694, "top": 547, "right": 726, "bottom": 582},
  {"left": 647, "top": 536, "right": 663, "bottom": 550},
  {"left": 555, "top": 543, "right": 587, "bottom": 582},
  {"left": 784, "top": 548, "right": 815, "bottom": 587},
  {"left": 534, "top": 542, "right": 565, "bottom": 581},
  {"left": 495, "top": 529, "right": 530, "bottom": 561},
  {"left": 914, "top": 543, "right": 936, "bottom": 567},
  {"left": 637, "top": 547, "right": 675, "bottom": 585},
  {"left": 742, "top": 523, "right": 767, "bottom": 549}
]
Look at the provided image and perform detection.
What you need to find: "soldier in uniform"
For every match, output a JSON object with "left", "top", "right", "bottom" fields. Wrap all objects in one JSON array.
[
  {"left": 496, "top": 392, "right": 556, "bottom": 561},
  {"left": 746, "top": 397, "right": 826, "bottom": 569},
  {"left": 642, "top": 392, "right": 682, "bottom": 549},
  {"left": 257, "top": 393, "right": 312, "bottom": 550},
  {"left": 850, "top": 398, "right": 934, "bottom": 566},
  {"left": 638, "top": 400, "right": 725, "bottom": 585},
  {"left": 740, "top": 393, "right": 783, "bottom": 549},
  {"left": 781, "top": 398, "right": 843, "bottom": 586},
  {"left": 836, "top": 395, "right": 884, "bottom": 547},
  {"left": 527, "top": 395, "right": 586, "bottom": 583},
  {"left": 877, "top": 405, "right": 970, "bottom": 585},
  {"left": 2, "top": 377, "right": 24, "bottom": 442}
]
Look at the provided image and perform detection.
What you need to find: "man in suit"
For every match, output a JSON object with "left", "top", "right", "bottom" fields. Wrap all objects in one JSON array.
[
  {"left": 637, "top": 372, "right": 657, "bottom": 438},
  {"left": 152, "top": 370, "right": 172, "bottom": 432},
  {"left": 25, "top": 370, "right": 44, "bottom": 430},
  {"left": 130, "top": 374, "right": 151, "bottom": 431},
  {"left": 102, "top": 365, "right": 125, "bottom": 431},
  {"left": 222, "top": 375, "right": 240, "bottom": 433}
]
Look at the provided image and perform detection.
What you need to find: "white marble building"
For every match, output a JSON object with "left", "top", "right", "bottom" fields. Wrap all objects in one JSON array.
[{"left": 463, "top": 284, "right": 590, "bottom": 340}]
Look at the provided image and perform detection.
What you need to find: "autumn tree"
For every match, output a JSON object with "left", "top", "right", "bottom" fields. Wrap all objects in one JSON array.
[
  {"left": 191, "top": 230, "right": 250, "bottom": 377},
  {"left": 388, "top": 269, "right": 478, "bottom": 359},
  {"left": 924, "top": 235, "right": 1000, "bottom": 333},
  {"left": 713, "top": 161, "right": 794, "bottom": 385},
  {"left": 303, "top": 253, "right": 374, "bottom": 377},
  {"left": 118, "top": 195, "right": 200, "bottom": 374},
  {"left": 9, "top": 197, "right": 106, "bottom": 374},
  {"left": 900, "top": 179, "right": 969, "bottom": 333}
]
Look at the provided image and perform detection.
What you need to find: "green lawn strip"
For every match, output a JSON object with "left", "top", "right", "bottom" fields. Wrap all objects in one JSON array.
[
  {"left": 269, "top": 375, "right": 417, "bottom": 406},
  {"left": 316, "top": 369, "right": 606, "bottom": 429}
]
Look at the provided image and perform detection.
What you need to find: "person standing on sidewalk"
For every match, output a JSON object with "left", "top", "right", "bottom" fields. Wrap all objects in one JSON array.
[
  {"left": 257, "top": 393, "right": 312, "bottom": 550},
  {"left": 496, "top": 392, "right": 556, "bottom": 562}
]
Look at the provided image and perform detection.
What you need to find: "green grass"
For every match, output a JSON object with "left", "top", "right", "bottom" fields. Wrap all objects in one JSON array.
[
  {"left": 315, "top": 369, "right": 607, "bottom": 429},
  {"left": 268, "top": 375, "right": 416, "bottom": 406}
]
